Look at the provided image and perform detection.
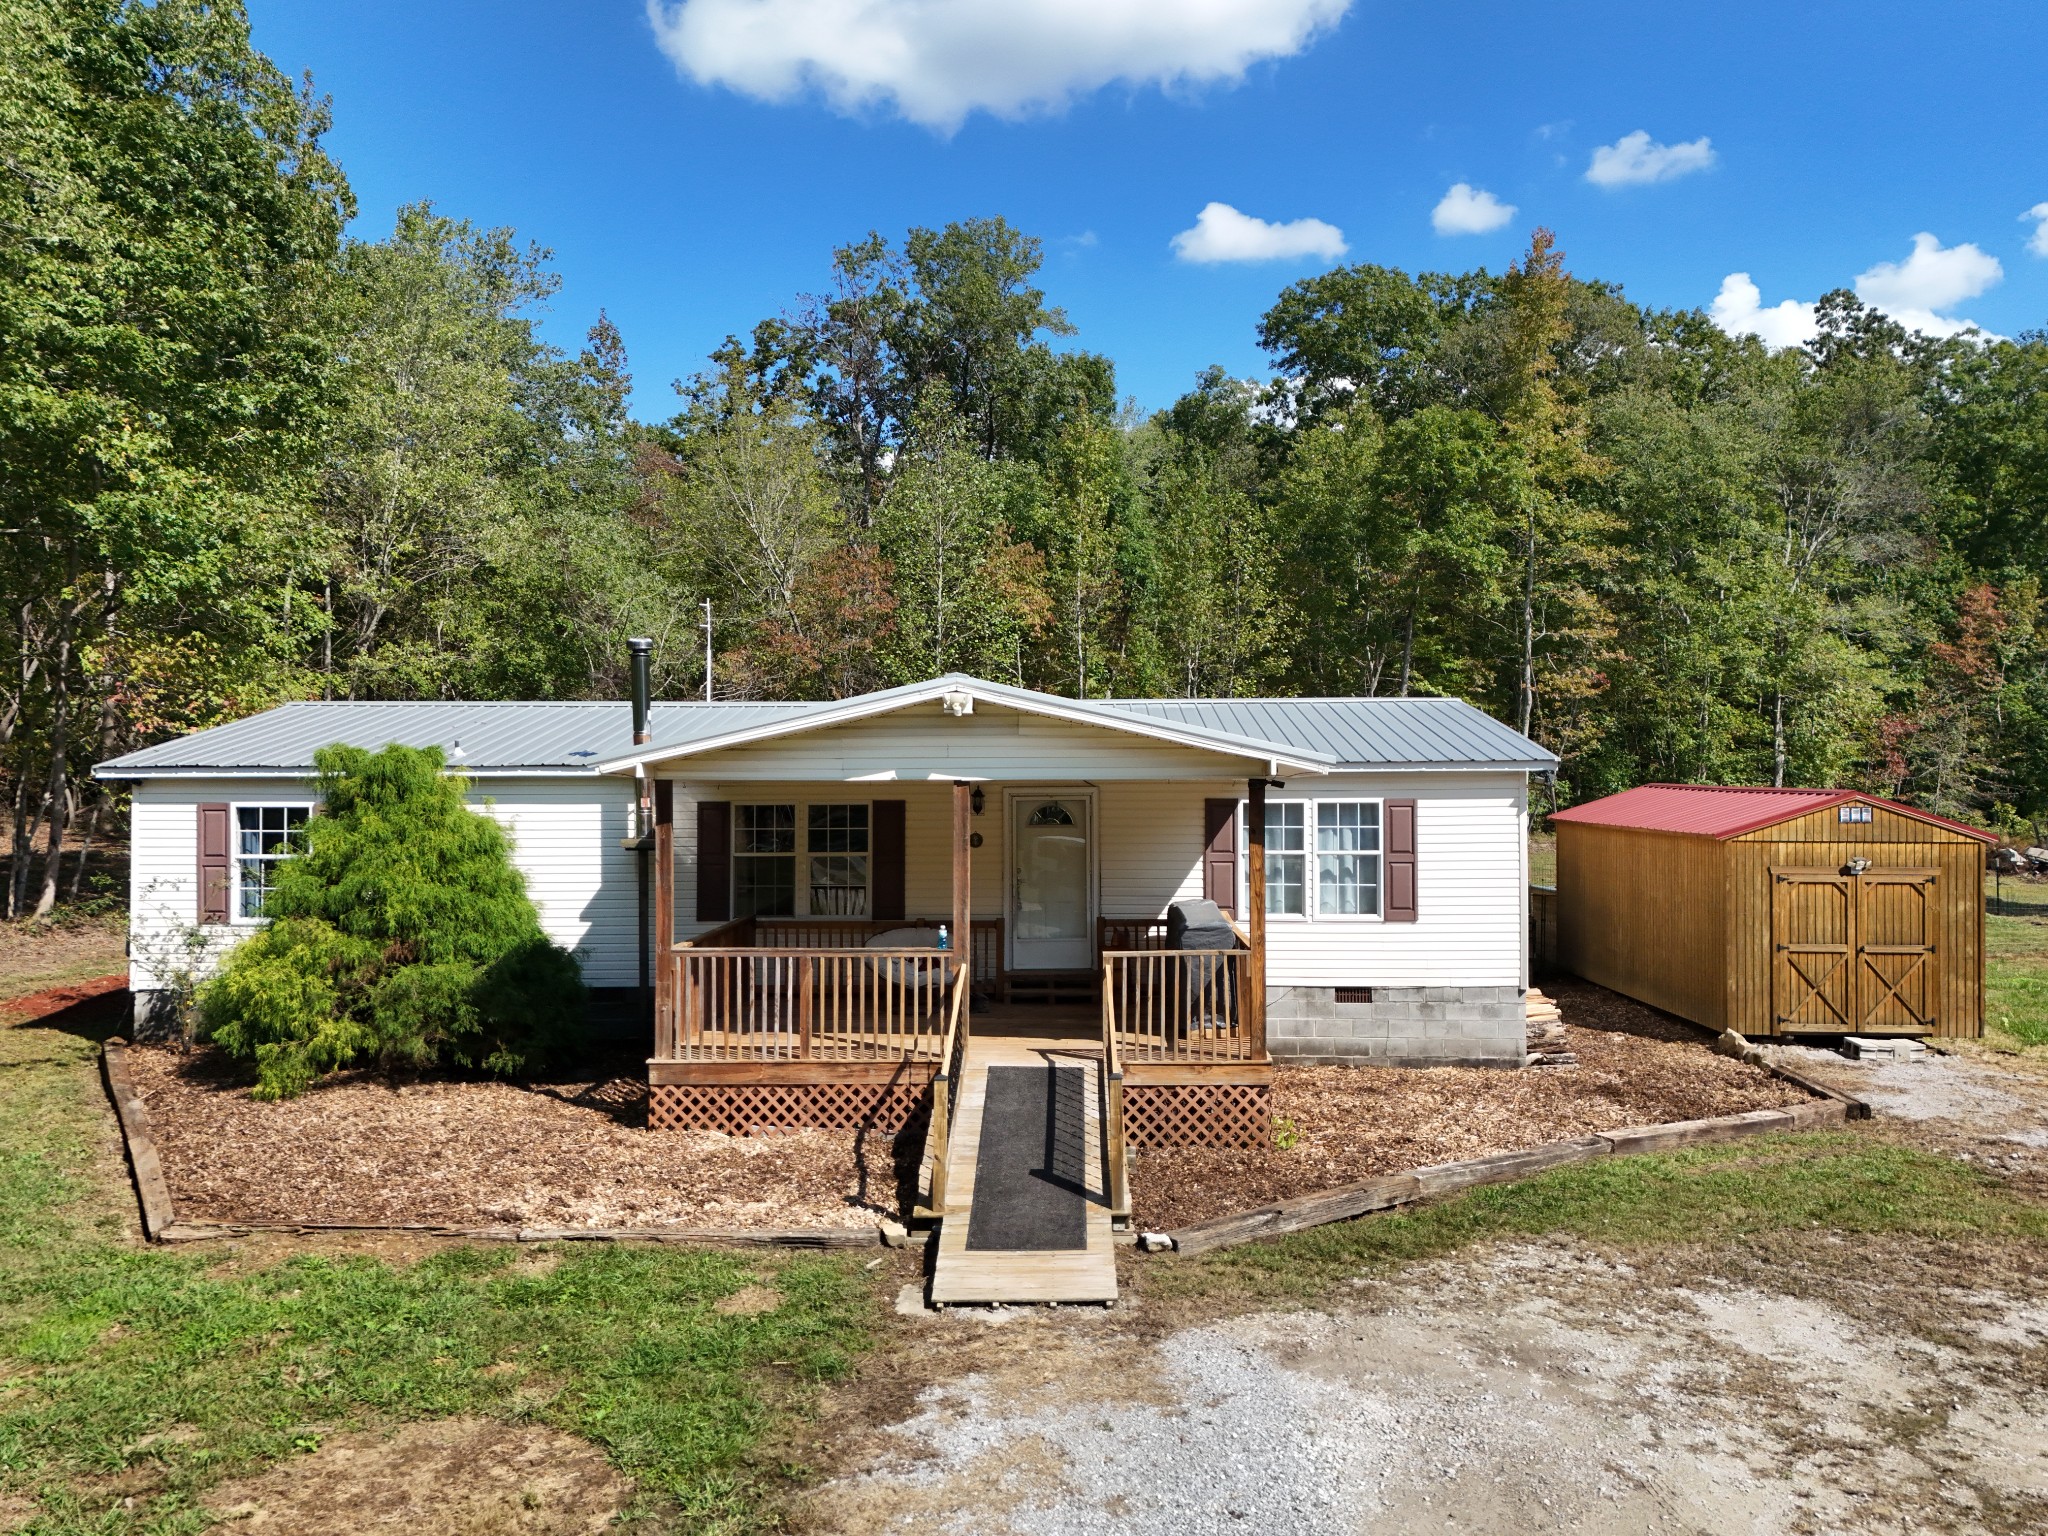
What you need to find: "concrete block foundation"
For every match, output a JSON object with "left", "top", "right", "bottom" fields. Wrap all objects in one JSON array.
[{"left": 1267, "top": 985, "right": 1526, "bottom": 1068}]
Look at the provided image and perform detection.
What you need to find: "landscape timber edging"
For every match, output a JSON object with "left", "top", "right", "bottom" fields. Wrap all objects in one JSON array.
[
  {"left": 1759, "top": 1055, "right": 1872, "bottom": 1118},
  {"left": 1161, "top": 1096, "right": 1852, "bottom": 1258},
  {"left": 101, "top": 1038, "right": 176, "bottom": 1240},
  {"left": 97, "top": 1040, "right": 915, "bottom": 1251}
]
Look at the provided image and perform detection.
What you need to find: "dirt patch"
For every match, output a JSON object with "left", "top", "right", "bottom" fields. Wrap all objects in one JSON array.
[
  {"left": 0, "top": 972, "right": 125, "bottom": 1028},
  {"left": 715, "top": 1283, "right": 782, "bottom": 1316},
  {"left": 126, "top": 1044, "right": 915, "bottom": 1231},
  {"left": 201, "top": 1416, "right": 631, "bottom": 1533},
  {"left": 0, "top": 915, "right": 127, "bottom": 1005},
  {"left": 0, "top": 1492, "right": 36, "bottom": 1533},
  {"left": 1135, "top": 979, "right": 1813, "bottom": 1229},
  {"left": 797, "top": 1234, "right": 2048, "bottom": 1535}
]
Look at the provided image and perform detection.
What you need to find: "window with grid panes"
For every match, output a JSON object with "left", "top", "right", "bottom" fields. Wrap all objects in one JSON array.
[
  {"left": 235, "top": 806, "right": 309, "bottom": 919},
  {"left": 1263, "top": 801, "right": 1307, "bottom": 915},
  {"left": 806, "top": 804, "right": 869, "bottom": 916},
  {"left": 733, "top": 804, "right": 796, "bottom": 917},
  {"left": 1316, "top": 801, "right": 1381, "bottom": 915}
]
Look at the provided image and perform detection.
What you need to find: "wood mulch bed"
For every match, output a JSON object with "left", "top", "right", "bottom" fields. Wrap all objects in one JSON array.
[
  {"left": 1131, "top": 979, "right": 1818, "bottom": 1230},
  {"left": 126, "top": 980, "right": 1813, "bottom": 1238},
  {"left": 125, "top": 1046, "right": 916, "bottom": 1232}
]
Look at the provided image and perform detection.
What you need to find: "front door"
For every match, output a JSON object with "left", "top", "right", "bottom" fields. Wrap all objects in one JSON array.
[{"left": 1010, "top": 794, "right": 1093, "bottom": 971}]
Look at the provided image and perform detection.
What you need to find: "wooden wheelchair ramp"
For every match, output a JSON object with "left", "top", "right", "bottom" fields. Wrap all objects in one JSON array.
[{"left": 929, "top": 1032, "right": 1119, "bottom": 1306}]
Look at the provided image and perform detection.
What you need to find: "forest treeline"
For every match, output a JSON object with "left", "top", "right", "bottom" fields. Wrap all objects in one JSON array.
[{"left": 6, "top": 1, "right": 2048, "bottom": 917}]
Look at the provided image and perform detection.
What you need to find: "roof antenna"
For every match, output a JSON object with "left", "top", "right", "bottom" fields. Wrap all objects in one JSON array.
[{"left": 702, "top": 599, "right": 713, "bottom": 702}]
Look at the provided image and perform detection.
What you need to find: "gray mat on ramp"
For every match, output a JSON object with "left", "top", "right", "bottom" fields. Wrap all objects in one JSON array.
[{"left": 964, "top": 1064, "right": 1088, "bottom": 1252}]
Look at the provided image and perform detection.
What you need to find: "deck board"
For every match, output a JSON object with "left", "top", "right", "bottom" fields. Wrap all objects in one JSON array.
[{"left": 929, "top": 1025, "right": 1118, "bottom": 1305}]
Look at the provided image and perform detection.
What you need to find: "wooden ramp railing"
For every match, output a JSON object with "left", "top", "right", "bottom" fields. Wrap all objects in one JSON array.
[
  {"left": 1101, "top": 1002, "right": 1130, "bottom": 1224},
  {"left": 918, "top": 972, "right": 972, "bottom": 1217}
]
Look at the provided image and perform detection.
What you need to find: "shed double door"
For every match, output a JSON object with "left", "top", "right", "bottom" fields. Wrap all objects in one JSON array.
[{"left": 1770, "top": 866, "right": 1938, "bottom": 1033}]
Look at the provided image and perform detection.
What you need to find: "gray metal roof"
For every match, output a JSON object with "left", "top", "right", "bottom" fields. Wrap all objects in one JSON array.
[
  {"left": 96, "top": 681, "right": 1554, "bottom": 779},
  {"left": 93, "top": 700, "right": 813, "bottom": 777},
  {"left": 1106, "top": 697, "right": 1557, "bottom": 770}
]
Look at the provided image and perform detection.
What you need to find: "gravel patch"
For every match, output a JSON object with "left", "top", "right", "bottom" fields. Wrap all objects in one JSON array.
[
  {"left": 804, "top": 1244, "right": 2048, "bottom": 1535},
  {"left": 1775, "top": 1046, "right": 2041, "bottom": 1131}
]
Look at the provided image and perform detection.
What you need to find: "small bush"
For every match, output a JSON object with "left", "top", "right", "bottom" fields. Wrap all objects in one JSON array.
[{"left": 198, "top": 743, "right": 584, "bottom": 1096}]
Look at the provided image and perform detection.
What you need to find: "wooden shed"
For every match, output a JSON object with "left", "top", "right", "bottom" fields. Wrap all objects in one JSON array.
[{"left": 1552, "top": 785, "right": 1994, "bottom": 1040}]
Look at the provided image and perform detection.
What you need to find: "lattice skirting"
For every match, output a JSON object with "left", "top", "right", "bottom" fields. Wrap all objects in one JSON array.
[
  {"left": 649, "top": 1081, "right": 930, "bottom": 1136},
  {"left": 1124, "top": 1083, "right": 1272, "bottom": 1150}
]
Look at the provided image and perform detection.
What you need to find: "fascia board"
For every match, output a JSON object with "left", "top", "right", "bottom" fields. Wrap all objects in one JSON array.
[{"left": 595, "top": 679, "right": 1339, "bottom": 776}]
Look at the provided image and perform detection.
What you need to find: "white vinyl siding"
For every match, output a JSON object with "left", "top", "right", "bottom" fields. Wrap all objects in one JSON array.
[
  {"left": 124, "top": 763, "right": 1526, "bottom": 1000},
  {"left": 1260, "top": 775, "right": 1525, "bottom": 988},
  {"left": 669, "top": 700, "right": 1269, "bottom": 782},
  {"left": 671, "top": 771, "right": 1525, "bottom": 988},
  {"left": 127, "top": 775, "right": 642, "bottom": 991}
]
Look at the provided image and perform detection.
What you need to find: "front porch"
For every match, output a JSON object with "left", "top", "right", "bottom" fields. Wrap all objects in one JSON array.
[{"left": 644, "top": 779, "right": 1280, "bottom": 1154}]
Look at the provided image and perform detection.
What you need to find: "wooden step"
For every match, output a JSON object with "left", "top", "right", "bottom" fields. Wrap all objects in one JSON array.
[{"left": 1003, "top": 970, "right": 1100, "bottom": 1005}]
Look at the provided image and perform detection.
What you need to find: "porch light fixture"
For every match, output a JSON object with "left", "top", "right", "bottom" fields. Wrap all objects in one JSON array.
[
  {"left": 942, "top": 688, "right": 974, "bottom": 716},
  {"left": 970, "top": 786, "right": 984, "bottom": 816},
  {"left": 1845, "top": 857, "right": 1872, "bottom": 876}
]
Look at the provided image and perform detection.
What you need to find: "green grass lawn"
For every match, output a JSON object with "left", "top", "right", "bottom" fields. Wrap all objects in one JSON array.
[
  {"left": 0, "top": 1005, "right": 880, "bottom": 1535},
  {"left": 1155, "top": 1131, "right": 2048, "bottom": 1303},
  {"left": 1985, "top": 874, "right": 2048, "bottom": 1051}
]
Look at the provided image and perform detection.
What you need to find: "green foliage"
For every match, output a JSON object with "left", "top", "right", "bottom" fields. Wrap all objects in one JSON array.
[
  {"left": 12, "top": 0, "right": 2048, "bottom": 908},
  {"left": 198, "top": 744, "right": 582, "bottom": 1096}
]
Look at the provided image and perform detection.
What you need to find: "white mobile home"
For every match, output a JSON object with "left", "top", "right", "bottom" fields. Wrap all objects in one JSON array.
[{"left": 96, "top": 670, "right": 1554, "bottom": 1147}]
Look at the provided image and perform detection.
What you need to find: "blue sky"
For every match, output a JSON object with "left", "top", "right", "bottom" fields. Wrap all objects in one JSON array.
[{"left": 248, "top": 0, "right": 2048, "bottom": 420}]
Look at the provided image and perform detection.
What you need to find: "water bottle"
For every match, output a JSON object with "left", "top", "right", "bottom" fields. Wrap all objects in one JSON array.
[{"left": 936, "top": 923, "right": 950, "bottom": 951}]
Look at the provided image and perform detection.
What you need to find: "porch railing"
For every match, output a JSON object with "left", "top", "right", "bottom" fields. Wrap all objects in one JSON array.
[
  {"left": 665, "top": 946, "right": 958, "bottom": 1062},
  {"left": 755, "top": 916, "right": 1003, "bottom": 986},
  {"left": 1102, "top": 947, "right": 1261, "bottom": 1064}
]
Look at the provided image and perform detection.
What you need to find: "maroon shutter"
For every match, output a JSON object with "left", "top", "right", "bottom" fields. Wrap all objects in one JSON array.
[
  {"left": 870, "top": 800, "right": 906, "bottom": 920},
  {"left": 1385, "top": 798, "right": 1418, "bottom": 922},
  {"left": 1204, "top": 798, "right": 1240, "bottom": 915},
  {"left": 197, "top": 803, "right": 232, "bottom": 922},
  {"left": 695, "top": 801, "right": 731, "bottom": 922}
]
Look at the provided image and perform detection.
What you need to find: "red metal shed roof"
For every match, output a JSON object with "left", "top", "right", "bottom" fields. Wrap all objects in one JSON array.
[{"left": 1550, "top": 784, "right": 1996, "bottom": 842}]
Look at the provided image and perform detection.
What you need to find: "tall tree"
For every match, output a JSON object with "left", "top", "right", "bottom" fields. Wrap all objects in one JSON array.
[{"left": 0, "top": 0, "right": 350, "bottom": 915}]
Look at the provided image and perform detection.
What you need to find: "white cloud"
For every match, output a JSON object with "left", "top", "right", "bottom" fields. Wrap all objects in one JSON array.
[
  {"left": 1853, "top": 232, "right": 2002, "bottom": 337},
  {"left": 1586, "top": 129, "right": 1716, "bottom": 188},
  {"left": 1709, "top": 273, "right": 1818, "bottom": 351},
  {"left": 1171, "top": 202, "right": 1347, "bottom": 264},
  {"left": 2023, "top": 203, "right": 2048, "bottom": 258},
  {"left": 645, "top": 0, "right": 1350, "bottom": 132},
  {"left": 1431, "top": 182, "right": 1516, "bottom": 236}
]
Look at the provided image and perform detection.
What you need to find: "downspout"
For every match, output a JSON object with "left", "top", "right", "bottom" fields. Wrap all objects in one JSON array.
[{"left": 629, "top": 638, "right": 654, "bottom": 1029}]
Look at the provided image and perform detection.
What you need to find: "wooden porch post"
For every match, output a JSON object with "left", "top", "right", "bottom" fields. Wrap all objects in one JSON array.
[
  {"left": 951, "top": 781, "right": 972, "bottom": 983},
  {"left": 1247, "top": 777, "right": 1267, "bottom": 1058},
  {"left": 653, "top": 780, "right": 675, "bottom": 1053}
]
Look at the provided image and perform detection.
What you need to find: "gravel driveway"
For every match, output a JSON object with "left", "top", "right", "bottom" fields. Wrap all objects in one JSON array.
[{"left": 804, "top": 1238, "right": 2048, "bottom": 1535}]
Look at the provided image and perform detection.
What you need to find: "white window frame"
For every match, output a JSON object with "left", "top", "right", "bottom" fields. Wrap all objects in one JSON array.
[
  {"left": 732, "top": 798, "right": 874, "bottom": 918},
  {"left": 1242, "top": 795, "right": 1386, "bottom": 924},
  {"left": 228, "top": 801, "right": 314, "bottom": 925}
]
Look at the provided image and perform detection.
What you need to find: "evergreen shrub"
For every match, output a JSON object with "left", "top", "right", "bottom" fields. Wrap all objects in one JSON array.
[{"left": 198, "top": 743, "right": 584, "bottom": 1097}]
